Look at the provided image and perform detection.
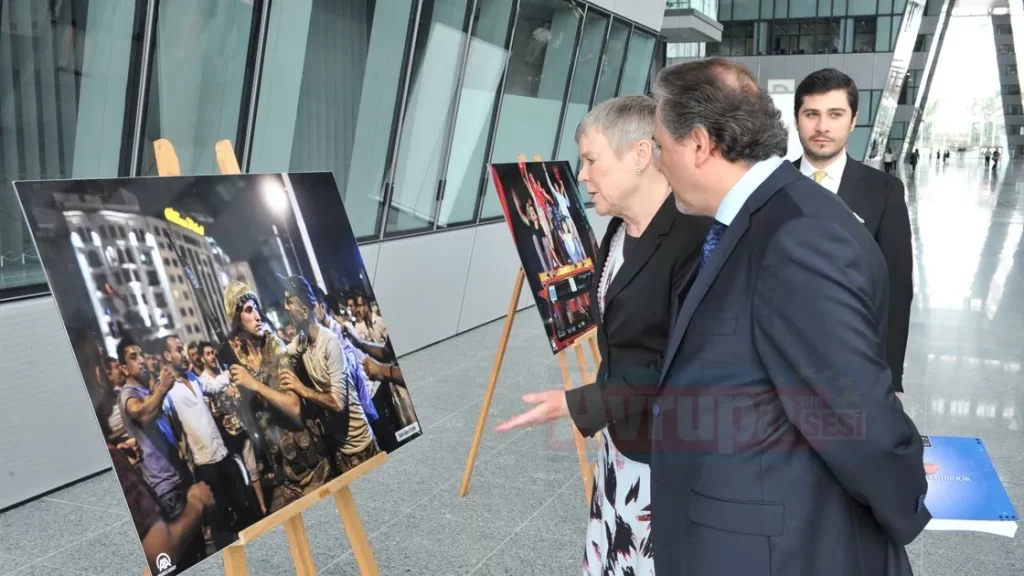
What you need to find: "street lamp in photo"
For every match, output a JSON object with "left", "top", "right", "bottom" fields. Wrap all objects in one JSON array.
[{"left": 262, "top": 176, "right": 300, "bottom": 276}]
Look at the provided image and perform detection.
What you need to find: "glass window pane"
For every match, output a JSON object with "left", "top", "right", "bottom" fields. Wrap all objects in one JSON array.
[
  {"left": 834, "top": 0, "right": 849, "bottom": 15},
  {"left": 857, "top": 89, "right": 871, "bottom": 124},
  {"left": 891, "top": 15, "right": 902, "bottom": 50},
  {"left": 878, "top": 0, "right": 894, "bottom": 13},
  {"left": 249, "top": 0, "right": 415, "bottom": 241},
  {"left": 875, "top": 16, "right": 892, "bottom": 52},
  {"left": 848, "top": 127, "right": 870, "bottom": 160},
  {"left": 385, "top": 0, "right": 471, "bottom": 235},
  {"left": 141, "top": 0, "right": 255, "bottom": 176},
  {"left": 733, "top": 0, "right": 760, "bottom": 20},
  {"left": 480, "top": 0, "right": 581, "bottom": 219},
  {"left": 0, "top": 0, "right": 142, "bottom": 296},
  {"left": 438, "top": 0, "right": 516, "bottom": 228},
  {"left": 791, "top": 0, "right": 818, "bottom": 18},
  {"left": 847, "top": 0, "right": 877, "bottom": 16},
  {"left": 871, "top": 89, "right": 882, "bottom": 121},
  {"left": 556, "top": 10, "right": 610, "bottom": 162},
  {"left": 775, "top": 0, "right": 789, "bottom": 19},
  {"left": 619, "top": 31, "right": 656, "bottom": 95},
  {"left": 594, "top": 20, "right": 631, "bottom": 104},
  {"left": 819, "top": 0, "right": 833, "bottom": 17},
  {"left": 720, "top": 0, "right": 734, "bottom": 20},
  {"left": 757, "top": 21, "right": 769, "bottom": 54},
  {"left": 761, "top": 0, "right": 774, "bottom": 19}
]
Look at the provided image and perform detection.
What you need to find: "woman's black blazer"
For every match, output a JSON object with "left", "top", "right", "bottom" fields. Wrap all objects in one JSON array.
[{"left": 565, "top": 195, "right": 710, "bottom": 464}]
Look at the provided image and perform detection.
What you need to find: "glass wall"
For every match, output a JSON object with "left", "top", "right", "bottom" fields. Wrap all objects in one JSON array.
[
  {"left": 437, "top": 0, "right": 517, "bottom": 229},
  {"left": 250, "top": 0, "right": 416, "bottom": 241},
  {"left": 0, "top": 0, "right": 659, "bottom": 300},
  {"left": 710, "top": 0, "right": 913, "bottom": 56},
  {"left": 385, "top": 0, "right": 473, "bottom": 235},
  {"left": 0, "top": 0, "right": 145, "bottom": 298},
  {"left": 594, "top": 20, "right": 631, "bottom": 104},
  {"left": 479, "top": 0, "right": 583, "bottom": 219},
  {"left": 556, "top": 10, "right": 610, "bottom": 167},
  {"left": 139, "top": 0, "right": 257, "bottom": 177},
  {"left": 620, "top": 30, "right": 657, "bottom": 95}
]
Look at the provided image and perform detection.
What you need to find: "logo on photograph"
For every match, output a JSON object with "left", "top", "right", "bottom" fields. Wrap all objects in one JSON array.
[
  {"left": 395, "top": 422, "right": 421, "bottom": 442},
  {"left": 155, "top": 553, "right": 176, "bottom": 576}
]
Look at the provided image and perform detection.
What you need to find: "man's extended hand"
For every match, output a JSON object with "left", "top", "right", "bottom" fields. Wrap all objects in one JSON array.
[{"left": 493, "top": 390, "right": 569, "bottom": 432}]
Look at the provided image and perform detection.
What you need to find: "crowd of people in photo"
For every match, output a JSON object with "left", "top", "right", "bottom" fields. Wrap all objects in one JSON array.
[
  {"left": 508, "top": 159, "right": 590, "bottom": 278},
  {"left": 89, "top": 275, "right": 415, "bottom": 572}
]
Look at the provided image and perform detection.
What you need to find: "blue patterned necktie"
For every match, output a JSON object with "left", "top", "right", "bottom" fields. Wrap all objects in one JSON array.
[{"left": 701, "top": 221, "right": 728, "bottom": 267}]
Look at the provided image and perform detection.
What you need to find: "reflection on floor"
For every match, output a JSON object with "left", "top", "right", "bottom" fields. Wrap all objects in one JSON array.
[{"left": 1, "top": 157, "right": 1023, "bottom": 575}]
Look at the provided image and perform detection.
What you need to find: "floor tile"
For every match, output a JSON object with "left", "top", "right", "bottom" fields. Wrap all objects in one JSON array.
[
  {"left": 470, "top": 529, "right": 582, "bottom": 575},
  {"left": 0, "top": 554, "right": 31, "bottom": 576},
  {"left": 41, "top": 472, "right": 130, "bottom": 516},
  {"left": 35, "top": 520, "right": 145, "bottom": 576},
  {"left": 0, "top": 499, "right": 124, "bottom": 560},
  {"left": 366, "top": 507, "right": 510, "bottom": 575}
]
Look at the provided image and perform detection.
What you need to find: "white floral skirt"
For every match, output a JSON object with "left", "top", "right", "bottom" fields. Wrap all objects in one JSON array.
[{"left": 583, "top": 429, "right": 655, "bottom": 576}]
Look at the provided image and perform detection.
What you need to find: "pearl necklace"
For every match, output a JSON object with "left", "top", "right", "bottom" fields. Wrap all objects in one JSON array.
[{"left": 598, "top": 224, "right": 627, "bottom": 320}]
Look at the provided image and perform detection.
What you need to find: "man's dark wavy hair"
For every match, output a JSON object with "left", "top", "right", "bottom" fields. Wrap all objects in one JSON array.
[
  {"left": 652, "top": 57, "right": 788, "bottom": 163},
  {"left": 795, "top": 68, "right": 859, "bottom": 117},
  {"left": 116, "top": 335, "right": 140, "bottom": 365}
]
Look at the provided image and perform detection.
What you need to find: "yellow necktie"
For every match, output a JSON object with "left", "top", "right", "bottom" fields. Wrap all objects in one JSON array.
[{"left": 812, "top": 170, "right": 827, "bottom": 184}]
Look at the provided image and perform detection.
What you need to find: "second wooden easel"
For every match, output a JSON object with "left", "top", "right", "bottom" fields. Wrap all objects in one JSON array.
[
  {"left": 143, "top": 138, "right": 385, "bottom": 576},
  {"left": 458, "top": 154, "right": 601, "bottom": 503}
]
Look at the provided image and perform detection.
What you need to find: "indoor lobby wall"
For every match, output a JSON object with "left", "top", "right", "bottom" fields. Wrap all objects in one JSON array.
[{"left": 0, "top": 0, "right": 640, "bottom": 509}]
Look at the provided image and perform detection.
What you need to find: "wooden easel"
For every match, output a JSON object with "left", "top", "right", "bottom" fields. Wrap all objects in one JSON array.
[
  {"left": 142, "top": 138, "right": 385, "bottom": 576},
  {"left": 458, "top": 154, "right": 601, "bottom": 503}
]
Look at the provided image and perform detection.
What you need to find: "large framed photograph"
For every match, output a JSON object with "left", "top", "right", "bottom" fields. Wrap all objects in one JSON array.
[
  {"left": 490, "top": 160, "right": 599, "bottom": 354},
  {"left": 15, "top": 172, "right": 421, "bottom": 576}
]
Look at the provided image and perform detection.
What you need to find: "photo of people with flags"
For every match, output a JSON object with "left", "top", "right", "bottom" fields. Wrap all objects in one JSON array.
[{"left": 491, "top": 159, "right": 599, "bottom": 353}]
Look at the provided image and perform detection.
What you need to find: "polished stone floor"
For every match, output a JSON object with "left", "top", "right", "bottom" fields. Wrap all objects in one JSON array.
[{"left": 1, "top": 157, "right": 1023, "bottom": 575}]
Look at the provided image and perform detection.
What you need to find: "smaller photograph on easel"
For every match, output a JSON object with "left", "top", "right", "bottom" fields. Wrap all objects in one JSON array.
[
  {"left": 15, "top": 172, "right": 421, "bottom": 576},
  {"left": 490, "top": 160, "right": 599, "bottom": 353}
]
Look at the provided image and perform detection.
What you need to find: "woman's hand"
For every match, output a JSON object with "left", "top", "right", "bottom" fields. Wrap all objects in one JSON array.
[{"left": 493, "top": 390, "right": 569, "bottom": 432}]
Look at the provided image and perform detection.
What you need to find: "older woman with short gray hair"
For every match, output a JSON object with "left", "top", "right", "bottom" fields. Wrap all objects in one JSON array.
[{"left": 496, "top": 94, "right": 710, "bottom": 575}]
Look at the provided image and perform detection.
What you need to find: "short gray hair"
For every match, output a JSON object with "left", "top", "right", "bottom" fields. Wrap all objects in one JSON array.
[
  {"left": 575, "top": 95, "right": 657, "bottom": 157},
  {"left": 652, "top": 58, "right": 787, "bottom": 163}
]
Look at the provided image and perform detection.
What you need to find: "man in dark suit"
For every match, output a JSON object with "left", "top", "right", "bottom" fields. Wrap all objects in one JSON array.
[
  {"left": 793, "top": 68, "right": 914, "bottom": 393},
  {"left": 646, "top": 58, "right": 929, "bottom": 575}
]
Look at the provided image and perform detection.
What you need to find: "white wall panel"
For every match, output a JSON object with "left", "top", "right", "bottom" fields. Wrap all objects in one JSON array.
[
  {"left": 371, "top": 228, "right": 475, "bottom": 356},
  {"left": 0, "top": 297, "right": 109, "bottom": 510},
  {"left": 359, "top": 243, "right": 380, "bottom": 285},
  {"left": 457, "top": 220, "right": 532, "bottom": 334}
]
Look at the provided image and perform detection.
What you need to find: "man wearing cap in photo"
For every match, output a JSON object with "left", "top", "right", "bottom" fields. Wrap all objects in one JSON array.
[
  {"left": 278, "top": 275, "right": 381, "bottom": 473},
  {"left": 222, "top": 281, "right": 333, "bottom": 512}
]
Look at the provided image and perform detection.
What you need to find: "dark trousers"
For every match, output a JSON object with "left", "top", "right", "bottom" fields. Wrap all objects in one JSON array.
[
  {"left": 194, "top": 456, "right": 260, "bottom": 547},
  {"left": 370, "top": 384, "right": 399, "bottom": 452}
]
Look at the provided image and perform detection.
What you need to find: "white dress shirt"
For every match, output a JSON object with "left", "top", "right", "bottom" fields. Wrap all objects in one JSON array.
[
  {"left": 714, "top": 155, "right": 786, "bottom": 226},
  {"left": 167, "top": 375, "right": 228, "bottom": 466},
  {"left": 799, "top": 151, "right": 847, "bottom": 195}
]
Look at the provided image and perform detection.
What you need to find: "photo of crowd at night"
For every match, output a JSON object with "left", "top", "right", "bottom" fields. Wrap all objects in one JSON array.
[{"left": 16, "top": 172, "right": 420, "bottom": 576}]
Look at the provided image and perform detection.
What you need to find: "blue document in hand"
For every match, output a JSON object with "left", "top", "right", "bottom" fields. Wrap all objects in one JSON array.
[{"left": 922, "top": 436, "right": 1018, "bottom": 537}]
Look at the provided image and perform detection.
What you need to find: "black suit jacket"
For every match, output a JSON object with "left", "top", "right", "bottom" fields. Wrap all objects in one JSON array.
[
  {"left": 564, "top": 196, "right": 709, "bottom": 463},
  {"left": 795, "top": 156, "right": 913, "bottom": 392},
  {"left": 649, "top": 161, "right": 929, "bottom": 576}
]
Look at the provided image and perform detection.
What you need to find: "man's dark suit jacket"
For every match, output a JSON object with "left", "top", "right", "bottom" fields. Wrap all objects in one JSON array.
[
  {"left": 795, "top": 156, "right": 913, "bottom": 392},
  {"left": 649, "top": 161, "right": 929, "bottom": 576},
  {"left": 564, "top": 196, "right": 709, "bottom": 464}
]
